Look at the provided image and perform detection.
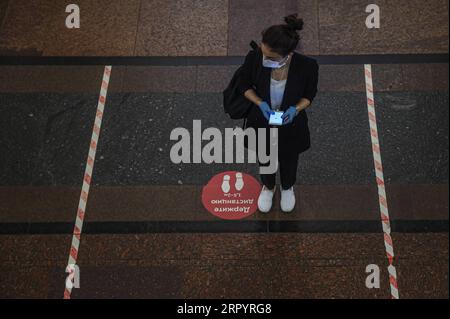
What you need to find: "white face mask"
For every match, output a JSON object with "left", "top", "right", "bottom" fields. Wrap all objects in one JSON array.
[{"left": 262, "top": 54, "right": 290, "bottom": 69}]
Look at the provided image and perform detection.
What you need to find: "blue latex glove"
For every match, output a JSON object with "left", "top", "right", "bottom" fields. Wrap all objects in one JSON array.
[
  {"left": 258, "top": 101, "right": 272, "bottom": 121},
  {"left": 282, "top": 106, "right": 298, "bottom": 125}
]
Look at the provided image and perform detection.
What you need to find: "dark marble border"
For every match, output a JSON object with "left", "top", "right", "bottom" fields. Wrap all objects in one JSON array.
[
  {"left": 0, "top": 220, "right": 447, "bottom": 235},
  {"left": 0, "top": 53, "right": 448, "bottom": 65}
]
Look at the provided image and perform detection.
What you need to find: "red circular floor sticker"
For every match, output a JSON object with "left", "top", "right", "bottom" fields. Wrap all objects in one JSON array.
[{"left": 201, "top": 171, "right": 261, "bottom": 220}]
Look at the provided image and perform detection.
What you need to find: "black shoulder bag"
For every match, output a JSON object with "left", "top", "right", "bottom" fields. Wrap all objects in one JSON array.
[{"left": 222, "top": 40, "right": 262, "bottom": 120}]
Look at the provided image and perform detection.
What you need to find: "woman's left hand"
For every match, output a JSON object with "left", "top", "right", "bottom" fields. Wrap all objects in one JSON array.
[{"left": 282, "top": 106, "right": 298, "bottom": 125}]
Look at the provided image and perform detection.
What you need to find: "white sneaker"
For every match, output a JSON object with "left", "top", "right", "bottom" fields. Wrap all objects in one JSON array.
[
  {"left": 280, "top": 186, "right": 296, "bottom": 213},
  {"left": 257, "top": 185, "right": 275, "bottom": 213}
]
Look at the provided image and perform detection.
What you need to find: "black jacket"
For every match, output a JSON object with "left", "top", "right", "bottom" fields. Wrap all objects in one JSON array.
[{"left": 237, "top": 47, "right": 319, "bottom": 156}]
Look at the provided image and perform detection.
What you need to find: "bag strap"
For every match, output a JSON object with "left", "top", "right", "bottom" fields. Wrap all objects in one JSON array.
[
  {"left": 248, "top": 40, "right": 262, "bottom": 88},
  {"left": 240, "top": 40, "right": 262, "bottom": 126},
  {"left": 249, "top": 40, "right": 258, "bottom": 51}
]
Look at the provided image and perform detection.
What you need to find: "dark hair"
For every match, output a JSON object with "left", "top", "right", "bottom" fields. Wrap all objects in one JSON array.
[{"left": 261, "top": 14, "right": 304, "bottom": 56}]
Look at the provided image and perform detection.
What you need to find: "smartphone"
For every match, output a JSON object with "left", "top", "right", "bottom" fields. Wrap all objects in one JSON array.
[{"left": 269, "top": 111, "right": 284, "bottom": 126}]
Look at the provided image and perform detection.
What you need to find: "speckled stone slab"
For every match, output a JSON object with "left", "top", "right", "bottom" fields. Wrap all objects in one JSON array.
[
  {"left": 318, "top": 0, "right": 449, "bottom": 55},
  {"left": 134, "top": 0, "right": 228, "bottom": 56}
]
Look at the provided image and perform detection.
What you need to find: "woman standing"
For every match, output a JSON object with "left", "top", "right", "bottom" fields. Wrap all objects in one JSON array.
[{"left": 238, "top": 14, "right": 319, "bottom": 213}]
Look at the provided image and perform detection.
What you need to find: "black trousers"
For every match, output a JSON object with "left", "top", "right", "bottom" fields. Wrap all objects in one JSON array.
[{"left": 258, "top": 152, "right": 299, "bottom": 190}]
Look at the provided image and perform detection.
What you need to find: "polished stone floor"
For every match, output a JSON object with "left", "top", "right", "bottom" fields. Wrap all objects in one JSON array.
[{"left": 0, "top": 0, "right": 448, "bottom": 299}]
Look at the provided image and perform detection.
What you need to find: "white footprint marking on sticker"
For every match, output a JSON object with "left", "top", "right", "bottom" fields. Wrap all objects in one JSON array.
[
  {"left": 235, "top": 172, "right": 244, "bottom": 191},
  {"left": 221, "top": 174, "right": 231, "bottom": 193}
]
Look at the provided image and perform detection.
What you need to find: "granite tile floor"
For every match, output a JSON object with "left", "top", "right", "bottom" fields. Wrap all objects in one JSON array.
[
  {"left": 0, "top": 63, "right": 447, "bottom": 297},
  {"left": 0, "top": 1, "right": 448, "bottom": 299},
  {"left": 0, "top": 0, "right": 447, "bottom": 56},
  {"left": 0, "top": 234, "right": 447, "bottom": 298}
]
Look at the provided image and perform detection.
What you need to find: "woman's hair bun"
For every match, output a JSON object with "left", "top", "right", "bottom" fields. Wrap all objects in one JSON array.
[{"left": 284, "top": 13, "right": 304, "bottom": 31}]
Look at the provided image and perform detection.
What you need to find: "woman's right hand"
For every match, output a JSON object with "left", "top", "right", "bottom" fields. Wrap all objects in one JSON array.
[{"left": 258, "top": 101, "right": 272, "bottom": 121}]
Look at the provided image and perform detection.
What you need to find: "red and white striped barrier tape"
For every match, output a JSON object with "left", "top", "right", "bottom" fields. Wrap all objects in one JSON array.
[
  {"left": 364, "top": 64, "right": 399, "bottom": 299},
  {"left": 63, "top": 66, "right": 112, "bottom": 299}
]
